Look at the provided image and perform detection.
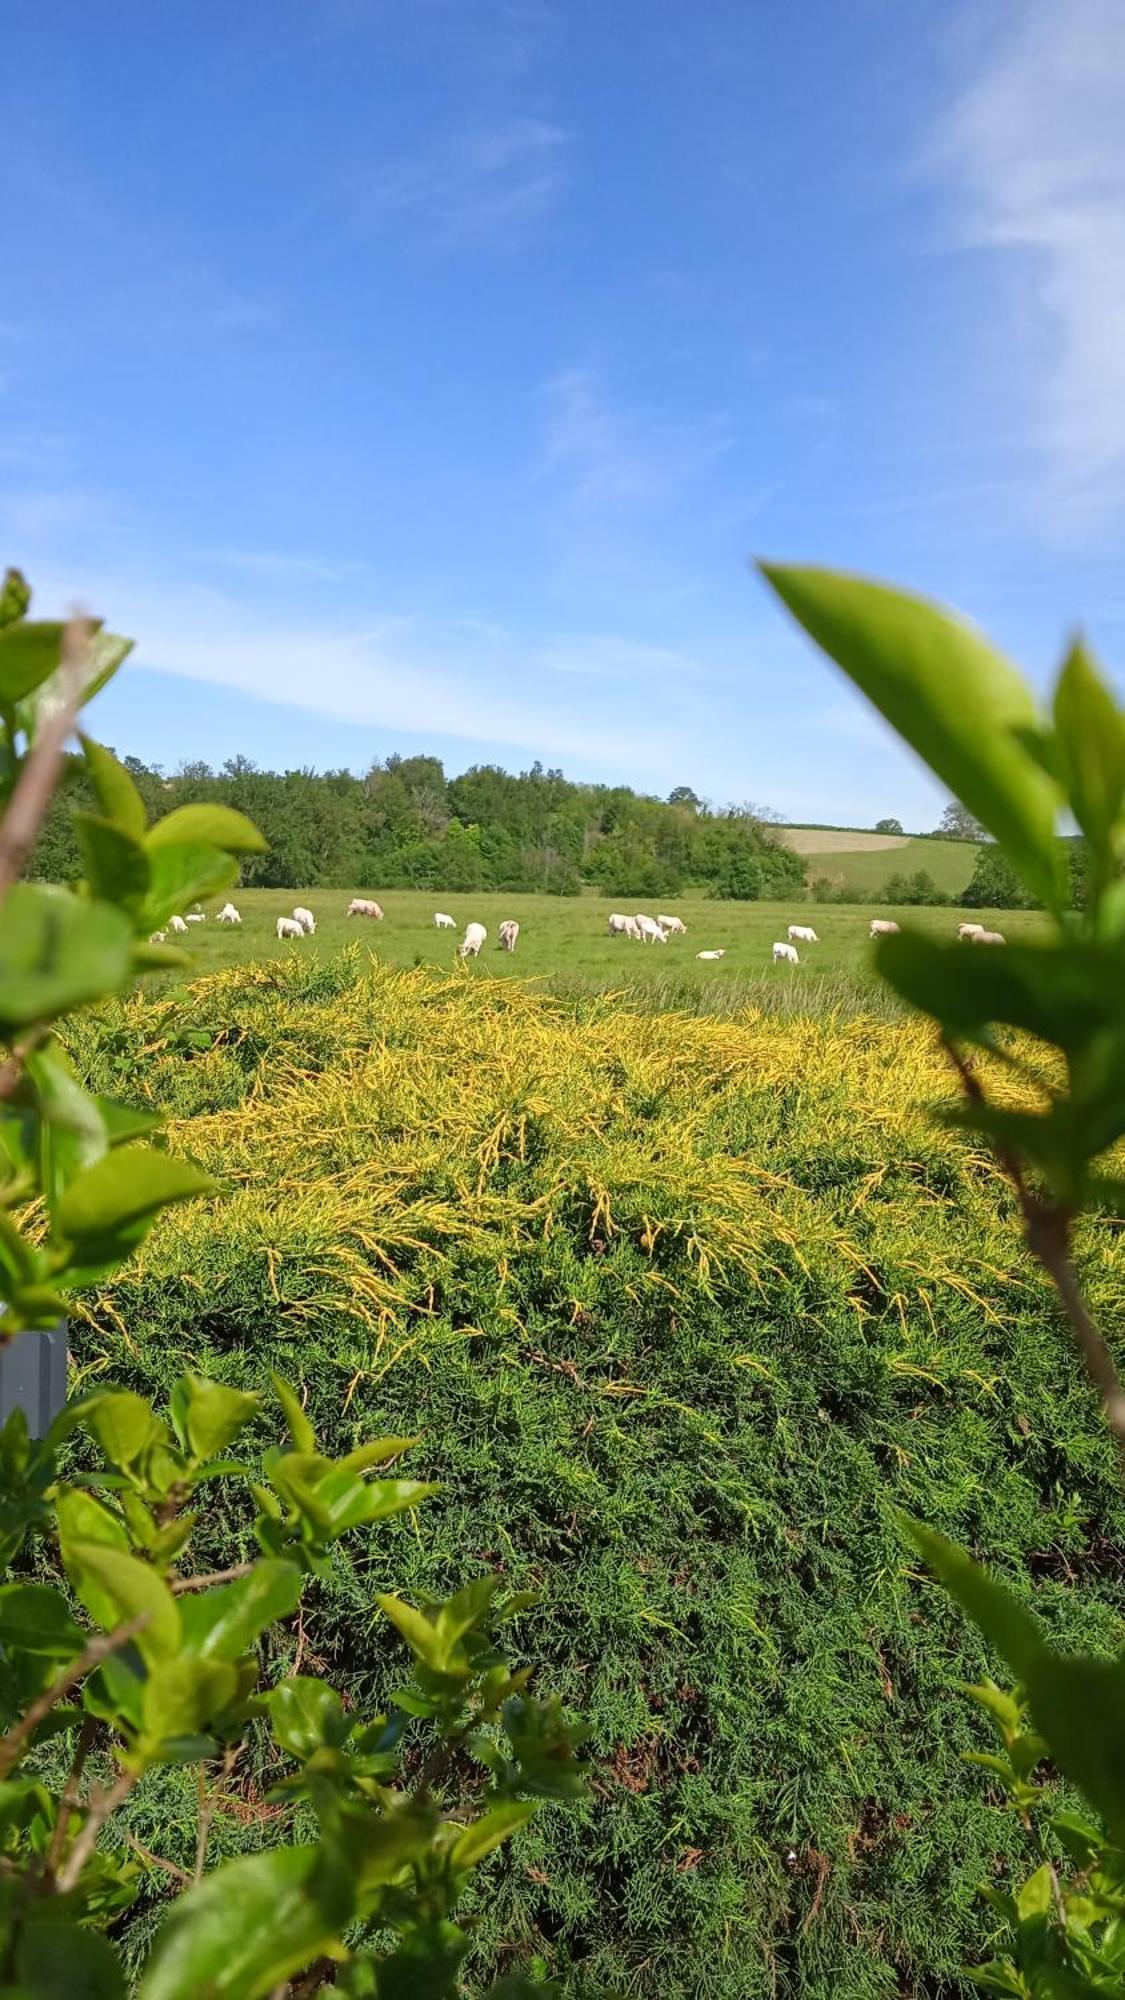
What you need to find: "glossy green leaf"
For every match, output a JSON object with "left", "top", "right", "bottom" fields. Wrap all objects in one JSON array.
[
  {"left": 25, "top": 1042, "right": 108, "bottom": 1218},
  {"left": 377, "top": 1594, "right": 447, "bottom": 1671},
  {"left": 78, "top": 1390, "right": 168, "bottom": 1472},
  {"left": 80, "top": 735, "right": 148, "bottom": 838},
  {"left": 146, "top": 804, "right": 267, "bottom": 856},
  {"left": 449, "top": 1800, "right": 536, "bottom": 1869},
  {"left": 141, "top": 843, "right": 239, "bottom": 932},
  {"left": 265, "top": 1677, "right": 350, "bottom": 1758},
  {"left": 1052, "top": 638, "right": 1125, "bottom": 857},
  {"left": 271, "top": 1373, "right": 316, "bottom": 1454},
  {"left": 900, "top": 1519, "right": 1041, "bottom": 1679},
  {"left": 139, "top": 1845, "right": 353, "bottom": 2000},
  {"left": 59, "top": 1145, "right": 215, "bottom": 1251},
  {"left": 73, "top": 814, "right": 150, "bottom": 914},
  {"left": 61, "top": 1539, "right": 180, "bottom": 1664},
  {"left": 0, "top": 1584, "right": 85, "bottom": 1658},
  {"left": 179, "top": 1561, "right": 302, "bottom": 1662},
  {"left": 436, "top": 1576, "right": 503, "bottom": 1654},
  {"left": 0, "top": 621, "right": 65, "bottom": 702},
  {"left": 0, "top": 887, "right": 134, "bottom": 1032},
  {"left": 758, "top": 565, "right": 1064, "bottom": 906},
  {"left": 141, "top": 1655, "right": 240, "bottom": 1753},
  {"left": 170, "top": 1373, "right": 259, "bottom": 1461}
]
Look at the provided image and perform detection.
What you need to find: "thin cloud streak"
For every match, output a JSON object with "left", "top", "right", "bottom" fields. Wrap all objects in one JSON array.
[
  {"left": 353, "top": 115, "right": 570, "bottom": 247},
  {"left": 932, "top": 0, "right": 1125, "bottom": 521},
  {"left": 543, "top": 368, "right": 734, "bottom": 510}
]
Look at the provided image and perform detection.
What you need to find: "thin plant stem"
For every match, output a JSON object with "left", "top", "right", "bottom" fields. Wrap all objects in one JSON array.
[
  {"left": 55, "top": 1762, "right": 139, "bottom": 1894},
  {"left": 0, "top": 614, "right": 89, "bottom": 907},
  {"left": 170, "top": 1562, "right": 254, "bottom": 1596}
]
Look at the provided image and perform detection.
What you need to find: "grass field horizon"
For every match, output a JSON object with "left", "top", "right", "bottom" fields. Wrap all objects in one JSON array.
[
  {"left": 166, "top": 887, "right": 1034, "bottom": 1008},
  {"left": 776, "top": 826, "right": 981, "bottom": 896}
]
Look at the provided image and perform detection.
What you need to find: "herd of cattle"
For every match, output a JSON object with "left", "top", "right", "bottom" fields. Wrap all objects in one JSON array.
[{"left": 147, "top": 903, "right": 1009, "bottom": 963}]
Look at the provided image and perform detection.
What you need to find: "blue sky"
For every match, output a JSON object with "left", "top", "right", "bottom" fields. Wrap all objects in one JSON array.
[{"left": 3, "top": 0, "right": 1124, "bottom": 826}]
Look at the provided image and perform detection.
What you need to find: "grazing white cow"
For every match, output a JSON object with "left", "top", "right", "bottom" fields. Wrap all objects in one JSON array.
[
  {"left": 788, "top": 925, "right": 818, "bottom": 944},
  {"left": 459, "top": 921, "right": 487, "bottom": 958},
  {"left": 434, "top": 912, "right": 456, "bottom": 928},
  {"left": 217, "top": 903, "right": 241, "bottom": 925},
  {"left": 149, "top": 930, "right": 167, "bottom": 944},
  {"left": 347, "top": 898, "right": 383, "bottom": 919},
  {"left": 972, "top": 928, "right": 1007, "bottom": 945},
  {"left": 696, "top": 949, "right": 725, "bottom": 960},
  {"left": 773, "top": 941, "right": 799, "bottom": 965},
  {"left": 292, "top": 907, "right": 316, "bottom": 935},
  {"left": 169, "top": 915, "right": 188, "bottom": 934},
  {"left": 869, "top": 919, "right": 900, "bottom": 938},
  {"left": 636, "top": 914, "right": 667, "bottom": 944},
  {"left": 657, "top": 914, "right": 686, "bottom": 936},
  {"left": 185, "top": 912, "right": 205, "bottom": 924},
  {"left": 607, "top": 912, "right": 631, "bottom": 936},
  {"left": 499, "top": 919, "right": 519, "bottom": 952},
  {"left": 958, "top": 922, "right": 985, "bottom": 941},
  {"left": 277, "top": 916, "right": 304, "bottom": 940}
]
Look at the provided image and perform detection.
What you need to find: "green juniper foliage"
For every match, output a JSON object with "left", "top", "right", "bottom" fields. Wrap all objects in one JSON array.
[
  {"left": 0, "top": 575, "right": 586, "bottom": 2000},
  {"left": 762, "top": 562, "right": 1125, "bottom": 1998}
]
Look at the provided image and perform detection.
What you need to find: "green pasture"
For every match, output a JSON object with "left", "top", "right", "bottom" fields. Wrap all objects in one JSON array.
[
  {"left": 783, "top": 834, "right": 981, "bottom": 896},
  {"left": 170, "top": 887, "right": 1036, "bottom": 1007}
]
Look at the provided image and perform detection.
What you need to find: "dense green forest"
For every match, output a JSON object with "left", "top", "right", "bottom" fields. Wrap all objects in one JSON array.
[{"left": 34, "top": 750, "right": 808, "bottom": 898}]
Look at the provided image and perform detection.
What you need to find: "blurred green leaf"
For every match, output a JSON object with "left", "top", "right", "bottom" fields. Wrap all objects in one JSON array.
[
  {"left": 141, "top": 1655, "right": 240, "bottom": 1754},
  {"left": 900, "top": 1519, "right": 1041, "bottom": 1679},
  {"left": 0, "top": 887, "right": 134, "bottom": 1032},
  {"left": 146, "top": 804, "right": 267, "bottom": 856},
  {"left": 169, "top": 1373, "right": 259, "bottom": 1461},
  {"left": 141, "top": 843, "right": 238, "bottom": 932},
  {"left": 74, "top": 814, "right": 150, "bottom": 914},
  {"left": 139, "top": 1845, "right": 352, "bottom": 2000},
  {"left": 758, "top": 565, "right": 1064, "bottom": 906},
  {"left": 1052, "top": 638, "right": 1125, "bottom": 859},
  {"left": 18, "top": 632, "right": 134, "bottom": 738},
  {"left": 0, "top": 1584, "right": 85, "bottom": 1658},
  {"left": 80, "top": 735, "right": 148, "bottom": 838},
  {"left": 12, "top": 1920, "right": 126, "bottom": 1998},
  {"left": 77, "top": 1391, "right": 168, "bottom": 1472},
  {"left": 58, "top": 1145, "right": 215, "bottom": 1262},
  {"left": 0, "top": 622, "right": 65, "bottom": 702},
  {"left": 0, "top": 568, "right": 31, "bottom": 629},
  {"left": 1023, "top": 1650, "right": 1125, "bottom": 1847},
  {"left": 875, "top": 932, "right": 1125, "bottom": 1055}
]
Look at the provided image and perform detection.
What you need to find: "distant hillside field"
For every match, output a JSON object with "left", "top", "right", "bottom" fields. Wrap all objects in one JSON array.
[{"left": 779, "top": 827, "right": 981, "bottom": 896}]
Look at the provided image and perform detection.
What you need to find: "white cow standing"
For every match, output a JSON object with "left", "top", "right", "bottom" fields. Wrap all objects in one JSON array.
[
  {"left": 169, "top": 915, "right": 188, "bottom": 934},
  {"left": 347, "top": 898, "right": 383, "bottom": 920},
  {"left": 657, "top": 914, "right": 686, "bottom": 936},
  {"left": 499, "top": 920, "right": 519, "bottom": 952},
  {"left": 434, "top": 912, "right": 456, "bottom": 929},
  {"left": 772, "top": 941, "right": 799, "bottom": 965},
  {"left": 217, "top": 903, "right": 241, "bottom": 925},
  {"left": 607, "top": 912, "right": 631, "bottom": 936},
  {"left": 277, "top": 916, "right": 304, "bottom": 940},
  {"left": 292, "top": 907, "right": 316, "bottom": 935},
  {"left": 459, "top": 921, "right": 487, "bottom": 958},
  {"left": 869, "top": 919, "right": 900, "bottom": 938},
  {"left": 149, "top": 930, "right": 167, "bottom": 944},
  {"left": 788, "top": 925, "right": 818, "bottom": 944},
  {"left": 636, "top": 914, "right": 667, "bottom": 944}
]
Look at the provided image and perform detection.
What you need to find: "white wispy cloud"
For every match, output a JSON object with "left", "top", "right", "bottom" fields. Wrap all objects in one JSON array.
[
  {"left": 932, "top": 0, "right": 1125, "bottom": 518},
  {"left": 355, "top": 115, "right": 570, "bottom": 247},
  {"left": 543, "top": 368, "right": 733, "bottom": 510},
  {"left": 198, "top": 549, "right": 371, "bottom": 586}
]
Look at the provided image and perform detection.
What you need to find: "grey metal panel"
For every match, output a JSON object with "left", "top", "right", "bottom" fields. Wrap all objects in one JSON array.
[{"left": 0, "top": 1323, "right": 69, "bottom": 1437}]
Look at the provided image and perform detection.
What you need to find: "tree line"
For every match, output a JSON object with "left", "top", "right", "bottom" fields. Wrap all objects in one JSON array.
[{"left": 33, "top": 751, "right": 809, "bottom": 900}]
